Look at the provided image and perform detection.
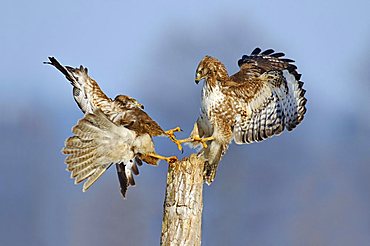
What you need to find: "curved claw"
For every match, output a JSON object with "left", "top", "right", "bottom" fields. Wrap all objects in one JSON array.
[
  {"left": 165, "top": 127, "right": 214, "bottom": 152},
  {"left": 165, "top": 127, "right": 184, "bottom": 152},
  {"left": 165, "top": 127, "right": 182, "bottom": 135}
]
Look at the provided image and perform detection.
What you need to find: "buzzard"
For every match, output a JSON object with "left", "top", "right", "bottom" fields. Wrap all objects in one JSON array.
[
  {"left": 45, "top": 57, "right": 179, "bottom": 197},
  {"left": 193, "top": 48, "right": 307, "bottom": 184}
]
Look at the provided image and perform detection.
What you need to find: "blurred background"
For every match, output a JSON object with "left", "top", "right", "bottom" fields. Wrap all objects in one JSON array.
[{"left": 1, "top": 0, "right": 370, "bottom": 245}]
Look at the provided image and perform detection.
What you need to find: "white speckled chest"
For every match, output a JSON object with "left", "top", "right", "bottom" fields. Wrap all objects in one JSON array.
[
  {"left": 202, "top": 83, "right": 223, "bottom": 116},
  {"left": 201, "top": 82, "right": 236, "bottom": 127}
]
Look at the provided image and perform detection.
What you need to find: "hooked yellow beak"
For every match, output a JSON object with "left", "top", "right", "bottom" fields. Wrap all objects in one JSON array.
[
  {"left": 136, "top": 102, "right": 144, "bottom": 109},
  {"left": 195, "top": 73, "right": 202, "bottom": 84}
]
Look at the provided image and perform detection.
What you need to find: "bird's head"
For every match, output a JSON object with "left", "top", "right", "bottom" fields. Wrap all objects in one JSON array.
[
  {"left": 195, "top": 56, "right": 228, "bottom": 84},
  {"left": 114, "top": 95, "right": 144, "bottom": 109}
]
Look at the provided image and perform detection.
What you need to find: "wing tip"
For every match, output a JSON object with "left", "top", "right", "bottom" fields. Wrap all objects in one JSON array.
[
  {"left": 43, "top": 56, "right": 56, "bottom": 65},
  {"left": 238, "top": 47, "right": 297, "bottom": 69}
]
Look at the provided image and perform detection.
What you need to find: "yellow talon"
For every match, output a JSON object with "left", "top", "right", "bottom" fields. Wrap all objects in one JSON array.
[
  {"left": 190, "top": 135, "right": 215, "bottom": 149},
  {"left": 165, "top": 127, "right": 182, "bottom": 135},
  {"left": 165, "top": 127, "right": 184, "bottom": 152},
  {"left": 165, "top": 126, "right": 215, "bottom": 151},
  {"left": 174, "top": 135, "right": 215, "bottom": 149}
]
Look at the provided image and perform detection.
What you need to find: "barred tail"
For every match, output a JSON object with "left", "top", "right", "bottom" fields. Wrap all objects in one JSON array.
[{"left": 203, "top": 141, "right": 225, "bottom": 185}]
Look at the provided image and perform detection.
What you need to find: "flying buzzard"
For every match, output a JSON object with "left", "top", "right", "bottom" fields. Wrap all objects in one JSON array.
[
  {"left": 45, "top": 57, "right": 179, "bottom": 197},
  {"left": 193, "top": 48, "right": 307, "bottom": 184}
]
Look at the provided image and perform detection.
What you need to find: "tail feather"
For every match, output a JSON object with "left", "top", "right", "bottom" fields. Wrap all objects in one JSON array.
[
  {"left": 135, "top": 157, "right": 143, "bottom": 166},
  {"left": 116, "top": 163, "right": 129, "bottom": 197},
  {"left": 125, "top": 159, "right": 138, "bottom": 185},
  {"left": 203, "top": 141, "right": 225, "bottom": 185},
  {"left": 130, "top": 163, "right": 139, "bottom": 175},
  {"left": 115, "top": 159, "right": 142, "bottom": 198}
]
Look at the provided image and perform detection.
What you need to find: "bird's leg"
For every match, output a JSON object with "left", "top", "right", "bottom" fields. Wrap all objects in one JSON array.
[
  {"left": 175, "top": 135, "right": 215, "bottom": 149},
  {"left": 165, "top": 127, "right": 184, "bottom": 152},
  {"left": 145, "top": 152, "right": 178, "bottom": 165},
  {"left": 165, "top": 124, "right": 215, "bottom": 151},
  {"left": 192, "top": 135, "right": 215, "bottom": 149},
  {"left": 174, "top": 121, "right": 215, "bottom": 149}
]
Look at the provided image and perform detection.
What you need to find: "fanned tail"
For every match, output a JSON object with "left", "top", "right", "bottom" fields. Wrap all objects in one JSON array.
[{"left": 62, "top": 109, "right": 136, "bottom": 192}]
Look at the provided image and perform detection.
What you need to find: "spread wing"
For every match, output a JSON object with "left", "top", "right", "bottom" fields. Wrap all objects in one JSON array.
[
  {"left": 45, "top": 57, "right": 113, "bottom": 114},
  {"left": 227, "top": 48, "right": 307, "bottom": 144},
  {"left": 62, "top": 105, "right": 160, "bottom": 196},
  {"left": 46, "top": 58, "right": 149, "bottom": 196}
]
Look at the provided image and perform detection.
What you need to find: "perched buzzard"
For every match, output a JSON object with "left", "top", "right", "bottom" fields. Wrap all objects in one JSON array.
[
  {"left": 45, "top": 57, "right": 179, "bottom": 197},
  {"left": 193, "top": 48, "right": 307, "bottom": 184}
]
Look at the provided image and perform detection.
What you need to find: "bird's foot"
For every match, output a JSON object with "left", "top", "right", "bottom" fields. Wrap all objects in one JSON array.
[
  {"left": 190, "top": 135, "right": 215, "bottom": 149},
  {"left": 175, "top": 135, "right": 215, "bottom": 149},
  {"left": 165, "top": 127, "right": 184, "bottom": 152},
  {"left": 146, "top": 153, "right": 178, "bottom": 166}
]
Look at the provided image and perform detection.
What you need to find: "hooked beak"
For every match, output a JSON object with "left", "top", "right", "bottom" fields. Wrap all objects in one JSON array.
[
  {"left": 136, "top": 102, "right": 144, "bottom": 110},
  {"left": 195, "top": 73, "right": 202, "bottom": 84}
]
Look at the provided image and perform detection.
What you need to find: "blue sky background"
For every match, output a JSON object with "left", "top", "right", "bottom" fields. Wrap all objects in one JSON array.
[{"left": 1, "top": 1, "right": 370, "bottom": 245}]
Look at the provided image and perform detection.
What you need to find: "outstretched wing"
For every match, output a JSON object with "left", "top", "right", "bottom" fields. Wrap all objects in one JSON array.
[
  {"left": 45, "top": 57, "right": 113, "bottom": 114},
  {"left": 62, "top": 109, "right": 138, "bottom": 194},
  {"left": 227, "top": 48, "right": 307, "bottom": 144}
]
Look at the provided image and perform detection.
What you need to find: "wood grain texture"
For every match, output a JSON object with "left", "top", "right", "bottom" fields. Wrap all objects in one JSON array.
[{"left": 161, "top": 154, "right": 205, "bottom": 246}]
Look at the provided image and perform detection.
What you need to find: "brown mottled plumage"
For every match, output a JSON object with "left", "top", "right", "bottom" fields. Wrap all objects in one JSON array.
[
  {"left": 194, "top": 48, "right": 307, "bottom": 184},
  {"left": 112, "top": 95, "right": 165, "bottom": 137},
  {"left": 46, "top": 57, "right": 176, "bottom": 197}
]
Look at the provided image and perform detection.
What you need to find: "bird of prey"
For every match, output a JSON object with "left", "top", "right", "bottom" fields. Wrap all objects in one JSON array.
[
  {"left": 45, "top": 57, "right": 180, "bottom": 197},
  {"left": 192, "top": 48, "right": 307, "bottom": 184}
]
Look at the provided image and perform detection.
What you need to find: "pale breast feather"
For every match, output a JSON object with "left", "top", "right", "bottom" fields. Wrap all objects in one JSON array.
[{"left": 202, "top": 84, "right": 225, "bottom": 113}]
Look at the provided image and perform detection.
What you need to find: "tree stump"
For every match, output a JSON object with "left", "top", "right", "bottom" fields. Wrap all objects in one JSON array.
[{"left": 160, "top": 154, "right": 205, "bottom": 246}]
